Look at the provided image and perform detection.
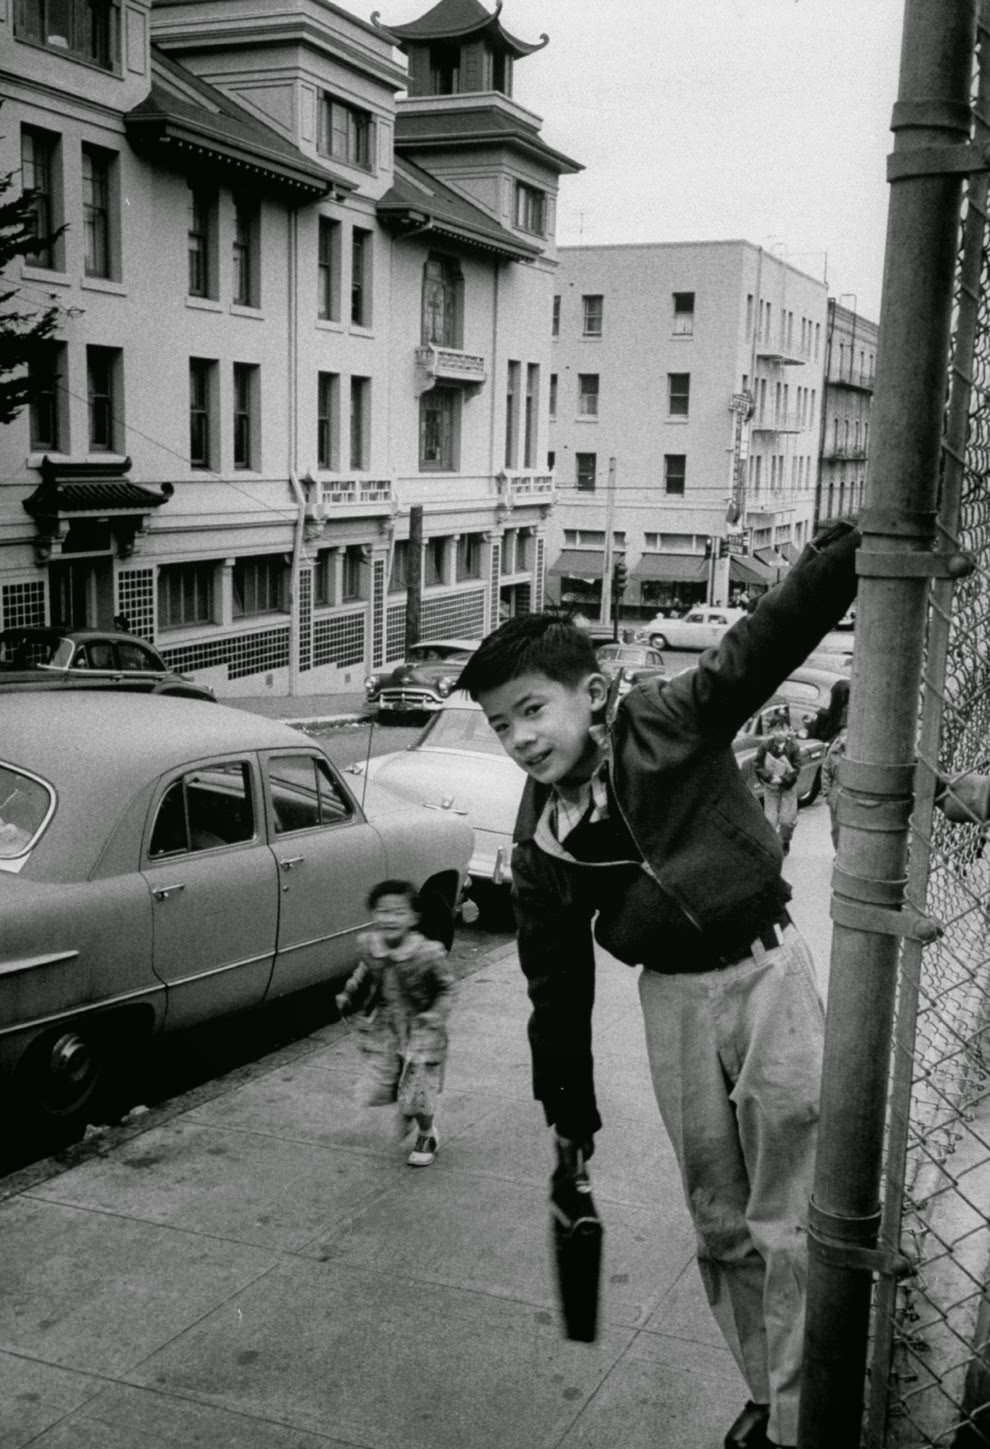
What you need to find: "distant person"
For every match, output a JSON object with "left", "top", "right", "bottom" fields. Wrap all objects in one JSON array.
[
  {"left": 754, "top": 708, "right": 801, "bottom": 855},
  {"left": 457, "top": 521, "right": 860, "bottom": 1449},
  {"left": 820, "top": 724, "right": 848, "bottom": 850},
  {"left": 335, "top": 879, "right": 455, "bottom": 1166}
]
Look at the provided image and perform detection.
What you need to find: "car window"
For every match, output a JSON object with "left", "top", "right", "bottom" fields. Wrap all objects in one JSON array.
[
  {"left": 118, "top": 641, "right": 157, "bottom": 671},
  {"left": 49, "top": 637, "right": 72, "bottom": 667},
  {"left": 267, "top": 754, "right": 354, "bottom": 834},
  {"left": 424, "top": 708, "right": 504, "bottom": 755},
  {"left": 685, "top": 612, "right": 704, "bottom": 623},
  {"left": 149, "top": 762, "right": 255, "bottom": 856},
  {"left": 80, "top": 641, "right": 116, "bottom": 669},
  {"left": 712, "top": 615, "right": 729, "bottom": 625},
  {"left": 597, "top": 645, "right": 620, "bottom": 660},
  {"left": 0, "top": 763, "right": 54, "bottom": 859}
]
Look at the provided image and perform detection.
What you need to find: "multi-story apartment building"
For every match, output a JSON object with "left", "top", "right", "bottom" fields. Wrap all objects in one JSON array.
[
  {"left": 546, "top": 242, "right": 828, "bottom": 620},
  {"left": 817, "top": 297, "right": 877, "bottom": 528},
  {"left": 0, "top": 0, "right": 578, "bottom": 696}
]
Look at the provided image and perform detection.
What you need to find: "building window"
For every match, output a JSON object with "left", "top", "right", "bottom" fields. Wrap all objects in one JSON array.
[
  {"left": 29, "top": 342, "right": 64, "bottom": 451},
  {"left": 551, "top": 294, "right": 560, "bottom": 338},
  {"left": 188, "top": 184, "right": 216, "bottom": 299},
  {"left": 420, "top": 386, "right": 459, "bottom": 471},
  {"left": 20, "top": 127, "right": 60, "bottom": 269},
  {"left": 425, "top": 536, "right": 446, "bottom": 587},
  {"left": 341, "top": 545, "right": 366, "bottom": 601},
  {"left": 549, "top": 373, "right": 558, "bottom": 420},
  {"left": 514, "top": 181, "right": 546, "bottom": 236},
  {"left": 575, "top": 453, "right": 597, "bottom": 492},
  {"left": 504, "top": 359, "right": 520, "bottom": 467},
  {"left": 421, "top": 254, "right": 462, "bottom": 347},
  {"left": 663, "top": 454, "right": 686, "bottom": 496},
  {"left": 351, "top": 227, "right": 372, "bottom": 326},
  {"left": 318, "top": 94, "right": 374, "bottom": 170},
  {"left": 668, "top": 372, "right": 690, "bottom": 418},
  {"left": 86, "top": 345, "right": 120, "bottom": 452},
  {"left": 15, "top": 0, "right": 119, "bottom": 69},
  {"left": 578, "top": 373, "right": 599, "bottom": 417},
  {"left": 158, "top": 561, "right": 215, "bottom": 629},
  {"left": 317, "top": 372, "right": 339, "bottom": 470},
  {"left": 389, "top": 539, "right": 408, "bottom": 593},
  {"left": 232, "top": 196, "right": 259, "bottom": 308},
  {"left": 233, "top": 362, "right": 257, "bottom": 469},
  {"left": 233, "top": 555, "right": 286, "bottom": 617},
  {"left": 456, "top": 533, "right": 482, "bottom": 580},
  {"left": 317, "top": 216, "right": 341, "bottom": 321},
  {"left": 188, "top": 357, "right": 215, "bottom": 469},
  {"left": 350, "top": 375, "right": 370, "bottom": 469},
  {"left": 673, "top": 291, "right": 695, "bottom": 336},
  {"left": 82, "top": 144, "right": 114, "bottom": 279},
  {"left": 524, "top": 363, "right": 538, "bottom": 466},
  {"left": 313, "top": 550, "right": 334, "bottom": 607},
  {"left": 582, "top": 294, "right": 603, "bottom": 337}
]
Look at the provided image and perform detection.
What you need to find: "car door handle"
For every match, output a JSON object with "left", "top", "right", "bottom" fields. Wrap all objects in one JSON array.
[
  {"left": 278, "top": 855, "right": 305, "bottom": 870},
  {"left": 153, "top": 882, "right": 186, "bottom": 901}
]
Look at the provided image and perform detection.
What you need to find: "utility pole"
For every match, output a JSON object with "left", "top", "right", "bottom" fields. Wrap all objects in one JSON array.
[
  {"left": 600, "top": 456, "right": 616, "bottom": 631},
  {"left": 406, "top": 504, "right": 423, "bottom": 653}
]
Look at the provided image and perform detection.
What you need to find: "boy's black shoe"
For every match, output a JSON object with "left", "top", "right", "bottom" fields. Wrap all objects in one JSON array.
[{"left": 725, "top": 1401, "right": 771, "bottom": 1449}]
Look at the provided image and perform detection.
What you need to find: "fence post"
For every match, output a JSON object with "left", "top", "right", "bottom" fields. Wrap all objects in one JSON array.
[{"left": 798, "top": 3, "right": 977, "bottom": 1446}]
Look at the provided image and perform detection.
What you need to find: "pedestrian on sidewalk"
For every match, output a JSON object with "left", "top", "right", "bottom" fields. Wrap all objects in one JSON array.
[
  {"left": 754, "top": 709, "right": 801, "bottom": 855},
  {"left": 457, "top": 521, "right": 860, "bottom": 1449},
  {"left": 335, "top": 879, "right": 455, "bottom": 1167}
]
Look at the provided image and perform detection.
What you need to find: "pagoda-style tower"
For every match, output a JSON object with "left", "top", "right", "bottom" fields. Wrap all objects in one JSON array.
[{"left": 373, "top": 0, "right": 579, "bottom": 242}]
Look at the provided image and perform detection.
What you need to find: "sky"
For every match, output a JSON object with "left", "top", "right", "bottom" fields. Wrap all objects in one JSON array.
[{"left": 343, "top": 0, "right": 907, "bottom": 321}]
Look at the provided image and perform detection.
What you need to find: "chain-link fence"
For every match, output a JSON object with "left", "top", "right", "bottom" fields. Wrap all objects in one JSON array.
[{"left": 863, "top": 9, "right": 990, "bottom": 1443}]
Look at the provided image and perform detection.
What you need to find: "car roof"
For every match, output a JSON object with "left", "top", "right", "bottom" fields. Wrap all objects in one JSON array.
[
  {"left": 3, "top": 695, "right": 318, "bottom": 880},
  {"left": 0, "top": 625, "right": 161, "bottom": 649},
  {"left": 411, "top": 638, "right": 479, "bottom": 651}
]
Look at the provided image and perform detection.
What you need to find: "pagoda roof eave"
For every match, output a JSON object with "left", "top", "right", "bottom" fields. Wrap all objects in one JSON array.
[{"left": 372, "top": 0, "right": 548, "bottom": 59}]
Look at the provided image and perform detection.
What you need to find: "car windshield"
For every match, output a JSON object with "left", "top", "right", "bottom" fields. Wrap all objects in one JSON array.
[
  {"left": 408, "top": 645, "right": 471, "bottom": 665},
  {"left": 420, "top": 706, "right": 504, "bottom": 756},
  {"left": 0, "top": 763, "right": 54, "bottom": 859}
]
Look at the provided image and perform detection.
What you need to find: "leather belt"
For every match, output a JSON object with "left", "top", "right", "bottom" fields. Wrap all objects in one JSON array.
[{"left": 712, "top": 910, "right": 791, "bottom": 968}]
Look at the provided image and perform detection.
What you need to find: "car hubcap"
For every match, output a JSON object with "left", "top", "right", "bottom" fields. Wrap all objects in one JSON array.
[{"left": 41, "top": 1032, "right": 98, "bottom": 1116}]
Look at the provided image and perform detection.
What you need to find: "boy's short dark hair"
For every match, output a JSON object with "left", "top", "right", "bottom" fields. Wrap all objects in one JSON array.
[
  {"left": 457, "top": 613, "right": 600, "bottom": 699},
  {"left": 367, "top": 878, "right": 419, "bottom": 911}
]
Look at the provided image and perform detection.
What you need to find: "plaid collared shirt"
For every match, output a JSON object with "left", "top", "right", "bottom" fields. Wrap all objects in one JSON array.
[{"left": 533, "top": 724, "right": 612, "bottom": 858}]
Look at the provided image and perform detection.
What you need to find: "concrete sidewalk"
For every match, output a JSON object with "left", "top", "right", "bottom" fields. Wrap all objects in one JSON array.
[
  {"left": 224, "top": 688, "right": 370, "bottom": 727},
  {"left": 0, "top": 803, "right": 836, "bottom": 1449}
]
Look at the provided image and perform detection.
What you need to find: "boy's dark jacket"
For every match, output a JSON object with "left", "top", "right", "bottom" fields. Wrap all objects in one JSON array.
[{"left": 510, "top": 521, "right": 860, "bottom": 1142}]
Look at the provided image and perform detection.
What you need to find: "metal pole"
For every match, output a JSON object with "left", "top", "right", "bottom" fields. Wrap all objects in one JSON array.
[
  {"left": 600, "top": 456, "right": 616, "bottom": 630},
  {"left": 406, "top": 503, "right": 423, "bottom": 653},
  {"left": 799, "top": 4, "right": 977, "bottom": 1446}
]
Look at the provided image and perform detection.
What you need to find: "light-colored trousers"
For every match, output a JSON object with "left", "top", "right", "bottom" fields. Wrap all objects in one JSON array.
[
  {"left": 638, "top": 924, "right": 823, "bottom": 1447},
  {"left": 762, "top": 785, "right": 799, "bottom": 846}
]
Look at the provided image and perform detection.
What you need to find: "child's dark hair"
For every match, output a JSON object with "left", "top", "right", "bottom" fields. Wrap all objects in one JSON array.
[
  {"left": 457, "top": 613, "right": 600, "bottom": 699},
  {"left": 367, "top": 878, "right": 419, "bottom": 911}
]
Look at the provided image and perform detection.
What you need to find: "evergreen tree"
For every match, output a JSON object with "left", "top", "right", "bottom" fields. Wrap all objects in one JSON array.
[{"left": 0, "top": 164, "right": 63, "bottom": 426}]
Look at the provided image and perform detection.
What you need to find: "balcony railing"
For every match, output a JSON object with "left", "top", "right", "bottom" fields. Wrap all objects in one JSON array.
[
  {"left": 501, "top": 469, "right": 556, "bottom": 499},
  {"left": 414, "top": 344, "right": 488, "bottom": 394},
  {"left": 318, "top": 477, "right": 395, "bottom": 509},
  {"left": 822, "top": 445, "right": 868, "bottom": 461},
  {"left": 829, "top": 369, "right": 875, "bottom": 391},
  {"left": 750, "top": 410, "right": 805, "bottom": 433},
  {"left": 755, "top": 341, "right": 808, "bottom": 366}
]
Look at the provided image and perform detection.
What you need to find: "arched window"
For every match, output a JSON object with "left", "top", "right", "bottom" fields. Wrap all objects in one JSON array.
[{"left": 421, "top": 255, "right": 463, "bottom": 348}]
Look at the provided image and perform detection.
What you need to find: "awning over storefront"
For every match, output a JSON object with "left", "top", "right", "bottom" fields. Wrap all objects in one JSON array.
[
  {"left": 730, "top": 555, "right": 777, "bottom": 585},
  {"left": 754, "top": 546, "right": 789, "bottom": 570},
  {"left": 631, "top": 553, "right": 708, "bottom": 583},
  {"left": 547, "top": 549, "right": 605, "bottom": 580},
  {"left": 780, "top": 540, "right": 801, "bottom": 562}
]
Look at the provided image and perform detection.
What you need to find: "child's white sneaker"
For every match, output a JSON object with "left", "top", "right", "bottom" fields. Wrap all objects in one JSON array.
[{"left": 407, "top": 1129, "right": 439, "bottom": 1166}]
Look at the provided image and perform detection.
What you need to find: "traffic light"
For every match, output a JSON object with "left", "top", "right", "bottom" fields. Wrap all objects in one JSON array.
[
  {"left": 719, "top": 538, "right": 730, "bottom": 559},
  {"left": 704, "top": 537, "right": 714, "bottom": 559},
  {"left": 612, "top": 558, "right": 628, "bottom": 595}
]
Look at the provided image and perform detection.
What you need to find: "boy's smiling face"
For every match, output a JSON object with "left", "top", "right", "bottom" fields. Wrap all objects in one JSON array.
[{"left": 477, "top": 670, "right": 607, "bottom": 787}]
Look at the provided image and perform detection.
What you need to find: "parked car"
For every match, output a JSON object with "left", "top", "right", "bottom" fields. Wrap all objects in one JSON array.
[
  {"left": 0, "top": 626, "right": 214, "bottom": 701},
  {"left": 773, "top": 664, "right": 850, "bottom": 725},
  {"left": 596, "top": 641, "right": 669, "bottom": 697},
  {"left": 733, "top": 696, "right": 827, "bottom": 805},
  {"left": 637, "top": 605, "right": 746, "bottom": 651},
  {"left": 348, "top": 698, "right": 524, "bottom": 899},
  {"left": 364, "top": 638, "right": 479, "bottom": 717},
  {"left": 835, "top": 603, "right": 857, "bottom": 629},
  {"left": 0, "top": 693, "right": 473, "bottom": 1144}
]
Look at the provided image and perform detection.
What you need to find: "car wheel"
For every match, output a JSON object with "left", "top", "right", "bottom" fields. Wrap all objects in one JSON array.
[
  {"left": 650, "top": 632, "right": 669, "bottom": 650},
  {"left": 799, "top": 766, "right": 822, "bottom": 807},
  {"left": 417, "top": 878, "right": 458, "bottom": 950},
  {"left": 19, "top": 1026, "right": 107, "bottom": 1145}
]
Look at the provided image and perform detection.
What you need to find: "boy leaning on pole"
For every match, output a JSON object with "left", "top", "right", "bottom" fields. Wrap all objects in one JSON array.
[{"left": 457, "top": 521, "right": 860, "bottom": 1449}]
